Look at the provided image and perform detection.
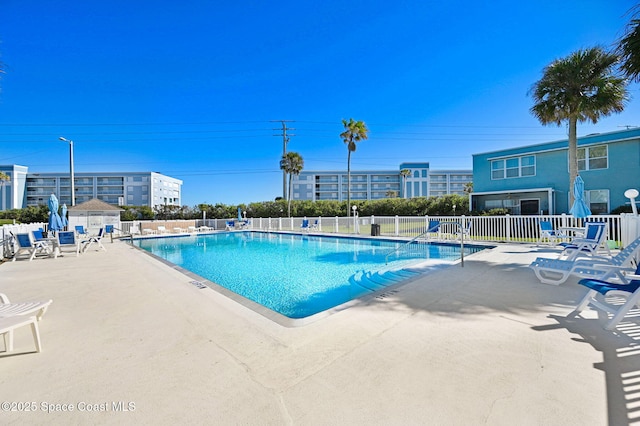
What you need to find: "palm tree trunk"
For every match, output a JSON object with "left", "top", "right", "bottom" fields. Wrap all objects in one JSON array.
[
  {"left": 568, "top": 116, "right": 578, "bottom": 208},
  {"left": 347, "top": 150, "right": 351, "bottom": 217},
  {"left": 403, "top": 176, "right": 407, "bottom": 199}
]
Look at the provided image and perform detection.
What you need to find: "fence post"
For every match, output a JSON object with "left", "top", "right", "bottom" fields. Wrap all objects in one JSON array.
[
  {"left": 395, "top": 216, "right": 399, "bottom": 236},
  {"left": 335, "top": 217, "right": 339, "bottom": 233},
  {"left": 505, "top": 214, "right": 511, "bottom": 242}
]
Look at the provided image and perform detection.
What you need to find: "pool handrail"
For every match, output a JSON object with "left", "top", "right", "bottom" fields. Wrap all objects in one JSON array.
[{"left": 384, "top": 221, "right": 465, "bottom": 267}]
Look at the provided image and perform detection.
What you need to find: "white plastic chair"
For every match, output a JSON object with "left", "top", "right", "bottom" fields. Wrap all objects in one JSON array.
[
  {"left": 529, "top": 236, "right": 640, "bottom": 285},
  {"left": 0, "top": 315, "right": 42, "bottom": 353},
  {"left": 573, "top": 264, "right": 640, "bottom": 330}
]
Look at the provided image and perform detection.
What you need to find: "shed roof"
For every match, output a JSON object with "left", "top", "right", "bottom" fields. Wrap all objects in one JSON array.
[{"left": 68, "top": 198, "right": 124, "bottom": 212}]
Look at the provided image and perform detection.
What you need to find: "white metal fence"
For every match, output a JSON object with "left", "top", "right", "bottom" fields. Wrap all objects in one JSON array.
[
  {"left": 233, "top": 214, "right": 638, "bottom": 246},
  {"left": 4, "top": 214, "right": 640, "bottom": 260},
  {"left": 121, "top": 214, "right": 640, "bottom": 246},
  {"left": 0, "top": 222, "right": 47, "bottom": 260}
]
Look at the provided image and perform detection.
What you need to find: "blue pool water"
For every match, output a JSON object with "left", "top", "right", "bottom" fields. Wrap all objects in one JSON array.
[{"left": 134, "top": 232, "right": 484, "bottom": 319}]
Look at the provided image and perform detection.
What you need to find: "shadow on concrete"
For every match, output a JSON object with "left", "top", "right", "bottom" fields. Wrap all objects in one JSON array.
[{"left": 533, "top": 313, "right": 640, "bottom": 426}]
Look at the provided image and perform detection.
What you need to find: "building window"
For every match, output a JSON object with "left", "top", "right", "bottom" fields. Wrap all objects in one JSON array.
[
  {"left": 578, "top": 145, "right": 607, "bottom": 171},
  {"left": 491, "top": 155, "right": 536, "bottom": 179},
  {"left": 587, "top": 189, "right": 609, "bottom": 214}
]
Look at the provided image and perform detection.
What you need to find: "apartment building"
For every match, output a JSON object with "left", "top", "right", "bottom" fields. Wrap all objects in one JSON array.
[
  {"left": 0, "top": 165, "right": 182, "bottom": 210},
  {"left": 470, "top": 128, "right": 640, "bottom": 214},
  {"left": 290, "top": 162, "right": 472, "bottom": 201}
]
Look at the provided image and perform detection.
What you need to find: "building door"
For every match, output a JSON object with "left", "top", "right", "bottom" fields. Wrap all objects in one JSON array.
[{"left": 520, "top": 199, "right": 540, "bottom": 215}]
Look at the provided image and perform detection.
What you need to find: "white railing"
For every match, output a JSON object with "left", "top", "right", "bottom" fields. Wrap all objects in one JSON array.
[
  {"left": 117, "top": 213, "right": 640, "bottom": 247},
  {"left": 5, "top": 214, "right": 639, "bottom": 260},
  {"left": 0, "top": 222, "right": 47, "bottom": 259}
]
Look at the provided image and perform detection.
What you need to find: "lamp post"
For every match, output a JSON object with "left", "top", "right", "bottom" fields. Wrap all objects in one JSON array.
[
  {"left": 59, "top": 137, "right": 75, "bottom": 206},
  {"left": 352, "top": 205, "right": 358, "bottom": 234}
]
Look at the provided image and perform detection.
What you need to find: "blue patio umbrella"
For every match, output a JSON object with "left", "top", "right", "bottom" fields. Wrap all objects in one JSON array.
[
  {"left": 60, "top": 203, "right": 68, "bottom": 229},
  {"left": 237, "top": 207, "right": 243, "bottom": 221},
  {"left": 569, "top": 175, "right": 592, "bottom": 218},
  {"left": 48, "top": 194, "right": 64, "bottom": 234}
]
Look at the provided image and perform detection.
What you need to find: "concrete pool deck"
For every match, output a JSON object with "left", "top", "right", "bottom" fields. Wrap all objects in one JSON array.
[{"left": 0, "top": 238, "right": 638, "bottom": 424}]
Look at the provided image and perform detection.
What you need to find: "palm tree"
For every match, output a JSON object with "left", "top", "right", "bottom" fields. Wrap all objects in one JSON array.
[
  {"left": 529, "top": 47, "right": 627, "bottom": 206},
  {"left": 400, "top": 169, "right": 411, "bottom": 198},
  {"left": 340, "top": 118, "right": 369, "bottom": 216},
  {"left": 279, "top": 151, "right": 304, "bottom": 217},
  {"left": 617, "top": 7, "right": 640, "bottom": 82},
  {"left": 0, "top": 171, "right": 10, "bottom": 210}
]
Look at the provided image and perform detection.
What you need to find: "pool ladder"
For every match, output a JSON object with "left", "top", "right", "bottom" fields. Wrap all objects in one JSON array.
[{"left": 384, "top": 221, "right": 466, "bottom": 267}]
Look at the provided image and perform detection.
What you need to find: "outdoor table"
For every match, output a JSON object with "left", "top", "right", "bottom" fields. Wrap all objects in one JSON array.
[{"left": 558, "top": 226, "right": 586, "bottom": 239}]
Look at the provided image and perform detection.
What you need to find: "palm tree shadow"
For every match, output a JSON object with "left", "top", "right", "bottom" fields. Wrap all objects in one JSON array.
[{"left": 533, "top": 313, "right": 640, "bottom": 426}]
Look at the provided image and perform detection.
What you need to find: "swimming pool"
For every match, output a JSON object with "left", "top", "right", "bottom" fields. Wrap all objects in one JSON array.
[{"left": 134, "top": 232, "right": 485, "bottom": 322}]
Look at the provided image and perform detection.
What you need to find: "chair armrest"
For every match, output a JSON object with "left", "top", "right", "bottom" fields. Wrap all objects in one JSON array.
[{"left": 0, "top": 293, "right": 10, "bottom": 304}]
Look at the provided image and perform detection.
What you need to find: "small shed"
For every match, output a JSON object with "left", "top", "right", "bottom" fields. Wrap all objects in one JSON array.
[{"left": 67, "top": 199, "right": 123, "bottom": 234}]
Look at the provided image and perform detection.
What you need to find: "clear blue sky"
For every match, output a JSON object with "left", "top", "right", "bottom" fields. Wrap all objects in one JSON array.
[{"left": 1, "top": 1, "right": 639, "bottom": 206}]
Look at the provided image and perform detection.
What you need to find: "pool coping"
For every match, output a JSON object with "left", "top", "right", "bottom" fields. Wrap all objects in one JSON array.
[{"left": 126, "top": 230, "right": 496, "bottom": 327}]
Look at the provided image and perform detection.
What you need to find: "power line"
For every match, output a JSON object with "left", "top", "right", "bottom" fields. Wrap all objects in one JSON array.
[{"left": 271, "top": 120, "right": 295, "bottom": 199}]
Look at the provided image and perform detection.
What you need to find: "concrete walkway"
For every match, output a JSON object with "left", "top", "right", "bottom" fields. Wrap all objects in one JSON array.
[{"left": 0, "top": 238, "right": 638, "bottom": 425}]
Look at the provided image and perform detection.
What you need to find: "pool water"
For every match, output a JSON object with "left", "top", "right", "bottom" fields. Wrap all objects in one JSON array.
[{"left": 134, "top": 232, "right": 483, "bottom": 319}]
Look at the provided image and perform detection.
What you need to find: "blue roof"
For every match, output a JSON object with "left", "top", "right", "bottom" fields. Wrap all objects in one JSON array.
[{"left": 474, "top": 128, "right": 640, "bottom": 159}]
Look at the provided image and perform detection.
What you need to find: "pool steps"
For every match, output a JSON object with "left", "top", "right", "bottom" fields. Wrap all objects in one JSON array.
[{"left": 349, "top": 269, "right": 422, "bottom": 292}]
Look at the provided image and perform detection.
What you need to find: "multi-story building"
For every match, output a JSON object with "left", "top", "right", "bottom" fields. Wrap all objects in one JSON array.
[
  {"left": 470, "top": 128, "right": 640, "bottom": 215},
  {"left": 0, "top": 165, "right": 182, "bottom": 210},
  {"left": 290, "top": 162, "right": 472, "bottom": 201}
]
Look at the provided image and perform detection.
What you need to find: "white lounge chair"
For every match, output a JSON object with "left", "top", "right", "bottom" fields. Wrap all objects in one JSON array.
[
  {"left": 81, "top": 228, "right": 106, "bottom": 253},
  {"left": 538, "top": 220, "right": 565, "bottom": 246},
  {"left": 75, "top": 225, "right": 89, "bottom": 238},
  {"left": 454, "top": 221, "right": 472, "bottom": 241},
  {"left": 12, "top": 233, "right": 53, "bottom": 262},
  {"left": 529, "top": 236, "right": 640, "bottom": 285},
  {"left": 573, "top": 264, "right": 640, "bottom": 330},
  {"left": 0, "top": 293, "right": 52, "bottom": 321},
  {"left": 427, "top": 220, "right": 441, "bottom": 240},
  {"left": 56, "top": 231, "right": 80, "bottom": 257},
  {"left": 187, "top": 226, "right": 197, "bottom": 233},
  {"left": 157, "top": 226, "right": 168, "bottom": 234},
  {"left": 0, "top": 315, "right": 42, "bottom": 353},
  {"left": 559, "top": 222, "right": 609, "bottom": 260}
]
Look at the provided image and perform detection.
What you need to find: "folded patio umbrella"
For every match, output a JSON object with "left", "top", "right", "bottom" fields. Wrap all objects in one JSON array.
[
  {"left": 60, "top": 203, "right": 68, "bottom": 229},
  {"left": 569, "top": 175, "right": 591, "bottom": 218},
  {"left": 48, "top": 194, "right": 64, "bottom": 234}
]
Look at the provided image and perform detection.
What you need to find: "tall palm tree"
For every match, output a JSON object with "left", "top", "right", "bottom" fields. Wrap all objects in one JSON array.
[
  {"left": 279, "top": 151, "right": 304, "bottom": 217},
  {"left": 530, "top": 47, "right": 627, "bottom": 206},
  {"left": 617, "top": 6, "right": 640, "bottom": 82},
  {"left": 0, "top": 171, "right": 10, "bottom": 211},
  {"left": 340, "top": 118, "right": 369, "bottom": 216},
  {"left": 400, "top": 169, "right": 411, "bottom": 198}
]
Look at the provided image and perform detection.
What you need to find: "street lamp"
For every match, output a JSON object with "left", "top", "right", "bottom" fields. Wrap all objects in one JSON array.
[
  {"left": 352, "top": 205, "right": 358, "bottom": 234},
  {"left": 59, "top": 137, "right": 75, "bottom": 206}
]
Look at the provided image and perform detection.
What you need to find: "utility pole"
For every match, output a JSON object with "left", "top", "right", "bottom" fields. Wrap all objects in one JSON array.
[{"left": 272, "top": 120, "right": 295, "bottom": 199}]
